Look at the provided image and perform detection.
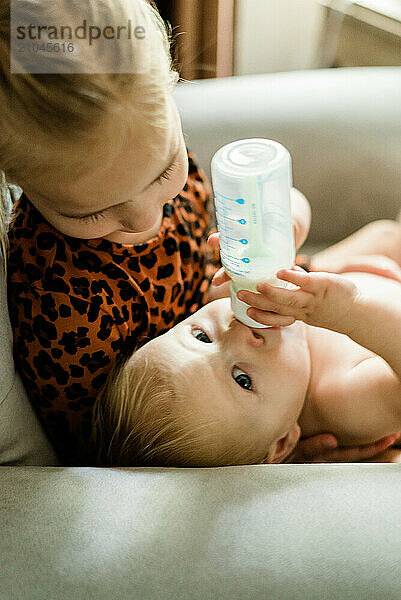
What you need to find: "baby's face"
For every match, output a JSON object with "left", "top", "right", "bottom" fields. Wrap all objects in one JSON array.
[
  {"left": 23, "top": 93, "right": 189, "bottom": 242},
  {"left": 137, "top": 298, "right": 311, "bottom": 464}
]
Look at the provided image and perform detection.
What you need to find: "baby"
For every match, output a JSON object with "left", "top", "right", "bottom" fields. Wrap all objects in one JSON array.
[{"left": 89, "top": 226, "right": 401, "bottom": 467}]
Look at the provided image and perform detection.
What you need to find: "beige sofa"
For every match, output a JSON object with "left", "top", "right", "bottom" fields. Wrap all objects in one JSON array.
[{"left": 1, "top": 67, "right": 401, "bottom": 599}]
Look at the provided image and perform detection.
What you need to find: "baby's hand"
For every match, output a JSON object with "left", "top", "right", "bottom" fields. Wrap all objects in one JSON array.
[{"left": 236, "top": 266, "right": 360, "bottom": 331}]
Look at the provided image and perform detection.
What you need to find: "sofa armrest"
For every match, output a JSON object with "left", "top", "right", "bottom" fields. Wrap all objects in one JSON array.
[{"left": 174, "top": 67, "right": 401, "bottom": 247}]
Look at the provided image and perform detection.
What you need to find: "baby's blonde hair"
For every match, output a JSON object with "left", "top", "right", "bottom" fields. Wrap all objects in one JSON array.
[
  {"left": 88, "top": 347, "right": 222, "bottom": 467},
  {"left": 89, "top": 344, "right": 265, "bottom": 468},
  {"left": 0, "top": 0, "right": 183, "bottom": 265}
]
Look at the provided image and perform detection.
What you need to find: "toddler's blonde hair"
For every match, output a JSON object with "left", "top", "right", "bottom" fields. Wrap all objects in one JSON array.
[
  {"left": 0, "top": 0, "right": 183, "bottom": 267},
  {"left": 0, "top": 171, "right": 11, "bottom": 270}
]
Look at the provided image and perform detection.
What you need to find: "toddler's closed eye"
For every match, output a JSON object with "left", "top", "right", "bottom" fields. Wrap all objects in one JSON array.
[
  {"left": 155, "top": 162, "right": 177, "bottom": 185},
  {"left": 76, "top": 211, "right": 107, "bottom": 224}
]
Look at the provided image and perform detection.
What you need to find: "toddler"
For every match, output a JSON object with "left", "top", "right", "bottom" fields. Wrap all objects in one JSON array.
[
  {"left": 89, "top": 223, "right": 401, "bottom": 467},
  {"left": 1, "top": 0, "right": 223, "bottom": 464}
]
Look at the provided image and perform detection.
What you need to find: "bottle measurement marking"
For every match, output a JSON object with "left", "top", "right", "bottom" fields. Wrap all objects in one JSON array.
[
  {"left": 214, "top": 192, "right": 245, "bottom": 204},
  {"left": 225, "top": 236, "right": 248, "bottom": 245},
  {"left": 224, "top": 217, "right": 246, "bottom": 225},
  {"left": 215, "top": 192, "right": 250, "bottom": 263},
  {"left": 220, "top": 250, "right": 251, "bottom": 275}
]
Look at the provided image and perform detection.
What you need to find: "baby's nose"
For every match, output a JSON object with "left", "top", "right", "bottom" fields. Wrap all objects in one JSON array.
[
  {"left": 249, "top": 328, "right": 265, "bottom": 348},
  {"left": 233, "top": 319, "right": 265, "bottom": 348}
]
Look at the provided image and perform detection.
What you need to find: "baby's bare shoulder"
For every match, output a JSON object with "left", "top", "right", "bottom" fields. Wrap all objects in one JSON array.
[{"left": 337, "top": 356, "right": 401, "bottom": 443}]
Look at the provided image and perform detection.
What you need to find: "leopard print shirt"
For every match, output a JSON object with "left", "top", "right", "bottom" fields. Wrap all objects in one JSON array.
[{"left": 7, "top": 149, "right": 220, "bottom": 465}]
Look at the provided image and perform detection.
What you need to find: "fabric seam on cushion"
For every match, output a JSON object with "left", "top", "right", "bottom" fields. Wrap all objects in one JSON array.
[{"left": 0, "top": 369, "right": 19, "bottom": 409}]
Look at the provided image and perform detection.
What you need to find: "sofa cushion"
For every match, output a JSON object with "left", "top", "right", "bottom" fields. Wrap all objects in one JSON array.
[
  {"left": 0, "top": 249, "right": 60, "bottom": 465},
  {"left": 174, "top": 68, "right": 401, "bottom": 246}
]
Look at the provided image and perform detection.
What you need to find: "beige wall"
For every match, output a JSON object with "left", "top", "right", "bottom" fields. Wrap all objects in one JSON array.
[{"left": 234, "top": 0, "right": 326, "bottom": 75}]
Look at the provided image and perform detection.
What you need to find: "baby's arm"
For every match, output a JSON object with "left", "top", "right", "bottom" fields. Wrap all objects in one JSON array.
[
  {"left": 237, "top": 268, "right": 401, "bottom": 382},
  {"left": 236, "top": 267, "right": 401, "bottom": 459},
  {"left": 339, "top": 284, "right": 401, "bottom": 380}
]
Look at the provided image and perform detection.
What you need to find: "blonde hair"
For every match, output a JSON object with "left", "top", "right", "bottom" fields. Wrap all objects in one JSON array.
[
  {"left": 0, "top": 172, "right": 11, "bottom": 272},
  {"left": 88, "top": 344, "right": 266, "bottom": 468},
  {"left": 88, "top": 347, "right": 219, "bottom": 467},
  {"left": 0, "top": 0, "right": 184, "bottom": 265}
]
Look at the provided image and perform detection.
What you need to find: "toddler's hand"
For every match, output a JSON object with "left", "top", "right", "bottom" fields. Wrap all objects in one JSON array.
[
  {"left": 236, "top": 266, "right": 360, "bottom": 330},
  {"left": 290, "top": 187, "right": 311, "bottom": 250},
  {"left": 207, "top": 232, "right": 231, "bottom": 287}
]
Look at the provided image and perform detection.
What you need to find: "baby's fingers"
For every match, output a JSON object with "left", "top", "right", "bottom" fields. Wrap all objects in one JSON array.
[
  {"left": 246, "top": 309, "right": 296, "bottom": 328},
  {"left": 238, "top": 281, "right": 310, "bottom": 316},
  {"left": 274, "top": 267, "right": 318, "bottom": 291}
]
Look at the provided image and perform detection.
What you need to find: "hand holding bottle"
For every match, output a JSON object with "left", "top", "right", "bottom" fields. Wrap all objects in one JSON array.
[{"left": 235, "top": 266, "right": 359, "bottom": 330}]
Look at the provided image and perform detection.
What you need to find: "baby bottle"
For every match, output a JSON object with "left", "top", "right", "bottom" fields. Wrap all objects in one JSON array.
[{"left": 211, "top": 138, "right": 295, "bottom": 328}]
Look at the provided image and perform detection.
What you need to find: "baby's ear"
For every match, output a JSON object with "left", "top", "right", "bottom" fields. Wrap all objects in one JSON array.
[
  {"left": 265, "top": 424, "right": 301, "bottom": 464},
  {"left": 265, "top": 436, "right": 294, "bottom": 464},
  {"left": 260, "top": 444, "right": 277, "bottom": 464}
]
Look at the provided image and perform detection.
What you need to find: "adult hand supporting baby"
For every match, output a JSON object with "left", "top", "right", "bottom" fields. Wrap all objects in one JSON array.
[{"left": 290, "top": 432, "right": 400, "bottom": 463}]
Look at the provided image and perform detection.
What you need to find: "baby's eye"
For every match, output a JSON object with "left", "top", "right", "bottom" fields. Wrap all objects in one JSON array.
[
  {"left": 232, "top": 366, "right": 253, "bottom": 390},
  {"left": 192, "top": 328, "right": 212, "bottom": 343}
]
